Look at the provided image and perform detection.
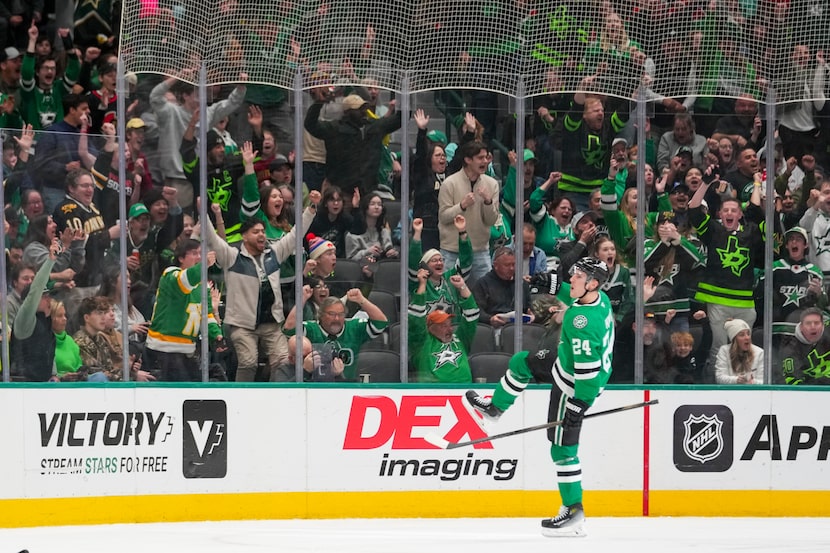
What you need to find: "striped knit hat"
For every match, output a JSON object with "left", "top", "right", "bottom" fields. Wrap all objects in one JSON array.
[{"left": 307, "top": 233, "right": 335, "bottom": 260}]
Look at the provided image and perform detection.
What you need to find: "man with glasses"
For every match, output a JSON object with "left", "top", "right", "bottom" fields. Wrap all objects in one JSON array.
[
  {"left": 283, "top": 287, "right": 387, "bottom": 381},
  {"left": 19, "top": 22, "right": 80, "bottom": 131},
  {"left": 52, "top": 169, "right": 119, "bottom": 288}
]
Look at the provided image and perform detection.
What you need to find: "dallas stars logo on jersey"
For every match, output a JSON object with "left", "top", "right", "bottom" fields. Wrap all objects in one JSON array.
[
  {"left": 780, "top": 285, "right": 809, "bottom": 308},
  {"left": 425, "top": 296, "right": 455, "bottom": 316},
  {"left": 784, "top": 347, "right": 830, "bottom": 385},
  {"left": 813, "top": 224, "right": 830, "bottom": 258},
  {"left": 581, "top": 135, "right": 606, "bottom": 170},
  {"left": 716, "top": 235, "right": 750, "bottom": 277},
  {"left": 770, "top": 259, "right": 823, "bottom": 314},
  {"left": 207, "top": 172, "right": 234, "bottom": 210},
  {"left": 432, "top": 342, "right": 463, "bottom": 369},
  {"left": 554, "top": 290, "right": 615, "bottom": 397}
]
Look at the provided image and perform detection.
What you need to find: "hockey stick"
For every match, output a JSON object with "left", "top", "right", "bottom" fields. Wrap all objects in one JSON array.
[{"left": 425, "top": 399, "right": 658, "bottom": 450}]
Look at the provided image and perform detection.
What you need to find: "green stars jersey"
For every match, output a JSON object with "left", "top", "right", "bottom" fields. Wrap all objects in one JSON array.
[
  {"left": 408, "top": 292, "right": 480, "bottom": 383},
  {"left": 146, "top": 264, "right": 222, "bottom": 354},
  {"left": 20, "top": 53, "right": 80, "bottom": 130},
  {"left": 529, "top": 185, "right": 573, "bottom": 270},
  {"left": 553, "top": 283, "right": 615, "bottom": 404},
  {"left": 775, "top": 325, "right": 830, "bottom": 385},
  {"left": 285, "top": 317, "right": 388, "bottom": 381},
  {"left": 408, "top": 235, "right": 472, "bottom": 318}
]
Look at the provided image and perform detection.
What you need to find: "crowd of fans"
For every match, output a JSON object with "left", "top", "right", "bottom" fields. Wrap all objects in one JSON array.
[{"left": 2, "top": 1, "right": 830, "bottom": 386}]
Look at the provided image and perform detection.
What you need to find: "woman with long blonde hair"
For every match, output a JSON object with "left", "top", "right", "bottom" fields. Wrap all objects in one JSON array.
[
  {"left": 715, "top": 319, "right": 764, "bottom": 384},
  {"left": 51, "top": 299, "right": 83, "bottom": 380}
]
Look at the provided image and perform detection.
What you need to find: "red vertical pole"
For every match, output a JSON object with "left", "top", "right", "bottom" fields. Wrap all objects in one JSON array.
[{"left": 642, "top": 389, "right": 651, "bottom": 516}]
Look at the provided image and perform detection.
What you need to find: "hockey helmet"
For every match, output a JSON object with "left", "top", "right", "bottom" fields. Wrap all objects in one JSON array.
[{"left": 569, "top": 257, "right": 610, "bottom": 286}]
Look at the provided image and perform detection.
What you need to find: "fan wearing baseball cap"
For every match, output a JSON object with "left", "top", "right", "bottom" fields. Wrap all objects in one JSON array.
[
  {"left": 305, "top": 85, "right": 402, "bottom": 197},
  {"left": 0, "top": 47, "right": 22, "bottom": 95},
  {"left": 91, "top": 116, "right": 154, "bottom": 227},
  {"left": 764, "top": 226, "right": 825, "bottom": 324},
  {"left": 408, "top": 267, "right": 479, "bottom": 383},
  {"left": 656, "top": 113, "right": 708, "bottom": 173},
  {"left": 102, "top": 203, "right": 157, "bottom": 296}
]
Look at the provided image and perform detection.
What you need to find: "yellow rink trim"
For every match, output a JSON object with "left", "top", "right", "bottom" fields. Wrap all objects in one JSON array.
[
  {"left": 648, "top": 490, "right": 830, "bottom": 517},
  {"left": 1, "top": 490, "right": 828, "bottom": 528}
]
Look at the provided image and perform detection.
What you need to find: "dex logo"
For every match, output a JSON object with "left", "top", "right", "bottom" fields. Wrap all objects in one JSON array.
[
  {"left": 343, "top": 395, "right": 490, "bottom": 450},
  {"left": 182, "top": 400, "right": 227, "bottom": 478},
  {"left": 673, "top": 405, "right": 733, "bottom": 472}
]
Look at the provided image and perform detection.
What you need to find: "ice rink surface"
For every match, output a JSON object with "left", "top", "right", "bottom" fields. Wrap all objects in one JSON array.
[{"left": 2, "top": 517, "right": 829, "bottom": 553}]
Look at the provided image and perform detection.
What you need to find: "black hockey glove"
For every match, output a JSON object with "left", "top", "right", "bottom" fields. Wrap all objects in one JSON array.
[
  {"left": 561, "top": 397, "right": 590, "bottom": 446},
  {"left": 529, "top": 271, "right": 560, "bottom": 296}
]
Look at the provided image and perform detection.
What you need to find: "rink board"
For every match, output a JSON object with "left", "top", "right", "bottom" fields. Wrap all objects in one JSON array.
[{"left": 0, "top": 385, "right": 827, "bottom": 526}]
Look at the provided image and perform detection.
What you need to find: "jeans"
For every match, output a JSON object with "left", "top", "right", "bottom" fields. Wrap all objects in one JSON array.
[{"left": 441, "top": 248, "right": 492, "bottom": 287}]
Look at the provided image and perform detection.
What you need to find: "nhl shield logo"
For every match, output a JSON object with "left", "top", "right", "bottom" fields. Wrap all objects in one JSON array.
[
  {"left": 673, "top": 405, "right": 733, "bottom": 472},
  {"left": 682, "top": 414, "right": 723, "bottom": 463}
]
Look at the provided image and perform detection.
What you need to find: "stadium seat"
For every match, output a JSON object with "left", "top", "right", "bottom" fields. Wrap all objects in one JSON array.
[
  {"left": 372, "top": 259, "right": 402, "bottom": 294},
  {"left": 751, "top": 327, "right": 764, "bottom": 348},
  {"left": 367, "top": 289, "right": 399, "bottom": 324},
  {"left": 356, "top": 350, "right": 402, "bottom": 382},
  {"left": 388, "top": 321, "right": 401, "bottom": 352},
  {"left": 498, "top": 322, "right": 548, "bottom": 353},
  {"left": 469, "top": 352, "right": 512, "bottom": 383},
  {"left": 470, "top": 323, "right": 496, "bottom": 355},
  {"left": 384, "top": 200, "right": 402, "bottom": 231},
  {"left": 331, "top": 258, "right": 363, "bottom": 291}
]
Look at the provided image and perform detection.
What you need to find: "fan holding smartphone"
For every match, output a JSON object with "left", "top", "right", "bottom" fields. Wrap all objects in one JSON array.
[{"left": 409, "top": 216, "right": 474, "bottom": 320}]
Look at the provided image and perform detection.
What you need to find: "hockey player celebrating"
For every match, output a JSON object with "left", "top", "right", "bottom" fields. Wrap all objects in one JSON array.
[{"left": 466, "top": 257, "right": 613, "bottom": 537}]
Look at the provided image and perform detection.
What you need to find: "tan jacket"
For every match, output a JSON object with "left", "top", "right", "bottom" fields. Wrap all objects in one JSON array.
[{"left": 437, "top": 171, "right": 499, "bottom": 253}]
